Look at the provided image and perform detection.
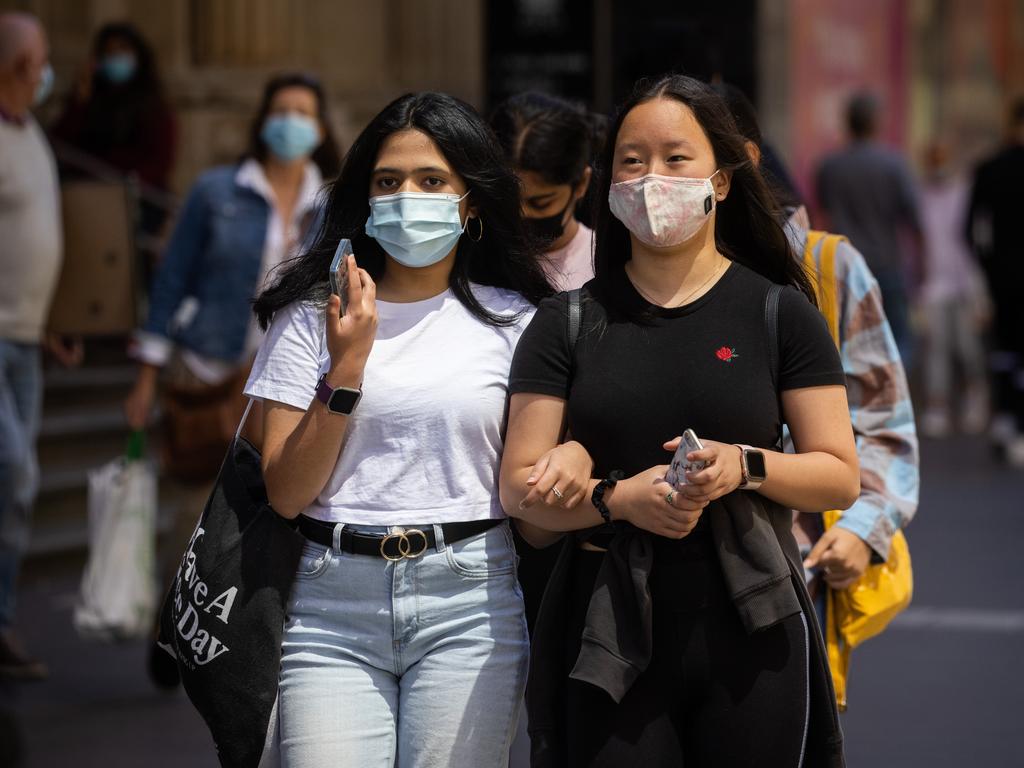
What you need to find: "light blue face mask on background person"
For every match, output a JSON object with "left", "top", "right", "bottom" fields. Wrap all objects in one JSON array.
[
  {"left": 261, "top": 113, "right": 321, "bottom": 162},
  {"left": 365, "top": 191, "right": 470, "bottom": 268},
  {"left": 100, "top": 53, "right": 137, "bottom": 84},
  {"left": 33, "top": 63, "right": 53, "bottom": 106}
]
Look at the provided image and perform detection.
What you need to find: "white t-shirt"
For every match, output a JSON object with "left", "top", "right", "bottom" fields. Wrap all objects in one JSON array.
[
  {"left": 244, "top": 284, "right": 536, "bottom": 524},
  {"left": 0, "top": 116, "right": 62, "bottom": 343}
]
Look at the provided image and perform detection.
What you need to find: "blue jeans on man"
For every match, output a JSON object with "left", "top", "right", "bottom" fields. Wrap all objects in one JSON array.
[{"left": 0, "top": 340, "right": 42, "bottom": 632}]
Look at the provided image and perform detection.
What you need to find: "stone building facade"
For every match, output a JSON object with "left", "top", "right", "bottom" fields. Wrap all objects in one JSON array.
[{"left": 6, "top": 0, "right": 484, "bottom": 194}]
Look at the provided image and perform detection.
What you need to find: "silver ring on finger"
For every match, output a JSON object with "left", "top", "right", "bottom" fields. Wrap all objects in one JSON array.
[
  {"left": 552, "top": 486, "right": 564, "bottom": 500},
  {"left": 665, "top": 489, "right": 676, "bottom": 506}
]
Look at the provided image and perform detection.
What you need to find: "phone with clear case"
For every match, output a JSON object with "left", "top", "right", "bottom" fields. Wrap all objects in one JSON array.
[
  {"left": 329, "top": 238, "right": 353, "bottom": 316},
  {"left": 665, "top": 429, "right": 706, "bottom": 487}
]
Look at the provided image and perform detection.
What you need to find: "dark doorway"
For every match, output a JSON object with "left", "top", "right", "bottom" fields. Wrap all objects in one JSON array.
[{"left": 485, "top": 1, "right": 759, "bottom": 114}]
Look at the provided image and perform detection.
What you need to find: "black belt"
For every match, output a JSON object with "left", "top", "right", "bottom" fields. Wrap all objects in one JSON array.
[{"left": 296, "top": 515, "right": 502, "bottom": 561}]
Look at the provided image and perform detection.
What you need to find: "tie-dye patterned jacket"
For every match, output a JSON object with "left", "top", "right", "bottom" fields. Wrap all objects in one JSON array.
[{"left": 788, "top": 220, "right": 920, "bottom": 559}]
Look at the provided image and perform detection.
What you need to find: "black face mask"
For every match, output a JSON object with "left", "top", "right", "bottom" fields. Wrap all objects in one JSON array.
[{"left": 524, "top": 196, "right": 574, "bottom": 248}]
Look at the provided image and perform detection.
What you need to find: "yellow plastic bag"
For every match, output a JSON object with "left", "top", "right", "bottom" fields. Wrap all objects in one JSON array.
[{"left": 823, "top": 511, "right": 913, "bottom": 710}]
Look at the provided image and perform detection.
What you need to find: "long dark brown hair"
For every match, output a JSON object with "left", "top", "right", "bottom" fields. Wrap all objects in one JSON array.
[
  {"left": 246, "top": 72, "right": 343, "bottom": 180},
  {"left": 593, "top": 74, "right": 815, "bottom": 317}
]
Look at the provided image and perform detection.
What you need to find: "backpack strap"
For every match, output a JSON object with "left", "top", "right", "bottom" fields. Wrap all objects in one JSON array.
[
  {"left": 803, "top": 230, "right": 846, "bottom": 347},
  {"left": 765, "top": 283, "right": 784, "bottom": 449},
  {"left": 765, "top": 283, "right": 783, "bottom": 393},
  {"left": 567, "top": 288, "right": 582, "bottom": 351}
]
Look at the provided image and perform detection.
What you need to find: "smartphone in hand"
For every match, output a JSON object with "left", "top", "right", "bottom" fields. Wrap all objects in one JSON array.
[
  {"left": 665, "top": 428, "right": 707, "bottom": 487},
  {"left": 329, "top": 238, "right": 354, "bottom": 316}
]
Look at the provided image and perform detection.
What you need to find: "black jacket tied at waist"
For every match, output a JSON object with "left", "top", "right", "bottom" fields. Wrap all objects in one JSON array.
[{"left": 527, "top": 491, "right": 845, "bottom": 768}]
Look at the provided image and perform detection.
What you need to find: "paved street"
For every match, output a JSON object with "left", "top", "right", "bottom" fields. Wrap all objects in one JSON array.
[{"left": 3, "top": 434, "right": 1023, "bottom": 767}]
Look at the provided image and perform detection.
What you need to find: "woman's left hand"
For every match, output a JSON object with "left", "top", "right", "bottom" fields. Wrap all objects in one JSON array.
[
  {"left": 664, "top": 437, "right": 744, "bottom": 502},
  {"left": 519, "top": 440, "right": 594, "bottom": 510}
]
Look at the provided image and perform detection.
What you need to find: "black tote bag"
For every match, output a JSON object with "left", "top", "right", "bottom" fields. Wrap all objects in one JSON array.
[{"left": 157, "top": 403, "right": 303, "bottom": 767}]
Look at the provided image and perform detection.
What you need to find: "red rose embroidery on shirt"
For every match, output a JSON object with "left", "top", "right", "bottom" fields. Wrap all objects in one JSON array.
[{"left": 716, "top": 346, "right": 738, "bottom": 362}]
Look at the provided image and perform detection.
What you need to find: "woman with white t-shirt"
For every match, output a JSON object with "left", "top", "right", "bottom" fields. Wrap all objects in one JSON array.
[
  {"left": 490, "top": 92, "right": 605, "bottom": 291},
  {"left": 245, "top": 92, "right": 554, "bottom": 767}
]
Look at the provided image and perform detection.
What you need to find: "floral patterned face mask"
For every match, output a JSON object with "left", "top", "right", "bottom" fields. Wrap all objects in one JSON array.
[{"left": 608, "top": 170, "right": 720, "bottom": 247}]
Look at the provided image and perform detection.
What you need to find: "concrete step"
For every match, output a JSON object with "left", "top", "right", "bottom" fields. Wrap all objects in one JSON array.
[
  {"left": 44, "top": 364, "right": 138, "bottom": 391},
  {"left": 27, "top": 501, "right": 177, "bottom": 559}
]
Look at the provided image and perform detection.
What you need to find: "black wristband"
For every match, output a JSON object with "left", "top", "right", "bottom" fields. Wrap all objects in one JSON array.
[{"left": 591, "top": 470, "right": 625, "bottom": 524}]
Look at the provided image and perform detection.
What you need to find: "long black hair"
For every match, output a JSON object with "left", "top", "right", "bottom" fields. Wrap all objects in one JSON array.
[
  {"left": 245, "top": 72, "right": 343, "bottom": 180},
  {"left": 593, "top": 75, "right": 815, "bottom": 315},
  {"left": 489, "top": 91, "right": 606, "bottom": 226},
  {"left": 709, "top": 82, "right": 802, "bottom": 209},
  {"left": 74, "top": 22, "right": 166, "bottom": 159},
  {"left": 254, "top": 92, "right": 554, "bottom": 329},
  {"left": 490, "top": 91, "right": 605, "bottom": 187}
]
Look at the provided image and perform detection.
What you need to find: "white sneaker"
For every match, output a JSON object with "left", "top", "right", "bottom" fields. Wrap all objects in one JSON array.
[{"left": 921, "top": 409, "right": 951, "bottom": 439}]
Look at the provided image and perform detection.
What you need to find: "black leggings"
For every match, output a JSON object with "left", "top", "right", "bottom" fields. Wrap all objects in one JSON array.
[{"left": 563, "top": 546, "right": 810, "bottom": 768}]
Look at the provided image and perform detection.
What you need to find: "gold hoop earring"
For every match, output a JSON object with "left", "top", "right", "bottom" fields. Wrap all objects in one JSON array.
[{"left": 468, "top": 216, "right": 483, "bottom": 242}]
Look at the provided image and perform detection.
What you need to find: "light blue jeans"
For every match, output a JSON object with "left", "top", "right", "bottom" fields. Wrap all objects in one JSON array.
[
  {"left": 0, "top": 341, "right": 42, "bottom": 629},
  {"left": 278, "top": 519, "right": 529, "bottom": 768}
]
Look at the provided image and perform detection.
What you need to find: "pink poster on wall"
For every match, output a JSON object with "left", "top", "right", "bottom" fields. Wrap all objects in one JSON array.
[{"left": 789, "top": 0, "right": 909, "bottom": 209}]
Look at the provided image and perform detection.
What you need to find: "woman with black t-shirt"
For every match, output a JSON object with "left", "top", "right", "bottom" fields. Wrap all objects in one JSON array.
[{"left": 499, "top": 76, "right": 859, "bottom": 766}]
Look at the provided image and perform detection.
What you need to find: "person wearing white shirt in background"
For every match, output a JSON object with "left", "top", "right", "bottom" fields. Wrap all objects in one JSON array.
[{"left": 0, "top": 11, "right": 81, "bottom": 683}]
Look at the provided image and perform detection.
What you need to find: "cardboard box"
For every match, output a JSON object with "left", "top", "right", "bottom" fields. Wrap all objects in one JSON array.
[{"left": 47, "top": 181, "right": 139, "bottom": 336}]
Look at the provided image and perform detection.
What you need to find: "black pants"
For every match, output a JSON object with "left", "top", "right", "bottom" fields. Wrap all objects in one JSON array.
[{"left": 563, "top": 543, "right": 809, "bottom": 768}]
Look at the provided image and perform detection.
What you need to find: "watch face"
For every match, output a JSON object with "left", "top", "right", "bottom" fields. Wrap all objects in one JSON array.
[
  {"left": 745, "top": 450, "right": 767, "bottom": 480},
  {"left": 328, "top": 388, "right": 361, "bottom": 414}
]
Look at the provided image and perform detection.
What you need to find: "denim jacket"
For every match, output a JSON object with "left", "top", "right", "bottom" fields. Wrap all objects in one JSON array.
[{"left": 139, "top": 163, "right": 321, "bottom": 363}]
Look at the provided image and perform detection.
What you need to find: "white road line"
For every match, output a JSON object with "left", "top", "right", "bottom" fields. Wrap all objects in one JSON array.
[{"left": 889, "top": 606, "right": 1024, "bottom": 633}]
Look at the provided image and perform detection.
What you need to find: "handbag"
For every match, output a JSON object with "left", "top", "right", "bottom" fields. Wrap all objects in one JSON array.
[
  {"left": 161, "top": 358, "right": 251, "bottom": 484},
  {"left": 801, "top": 231, "right": 915, "bottom": 710},
  {"left": 156, "top": 401, "right": 304, "bottom": 767}
]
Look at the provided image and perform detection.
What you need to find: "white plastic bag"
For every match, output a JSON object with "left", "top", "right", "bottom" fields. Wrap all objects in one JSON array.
[{"left": 74, "top": 456, "right": 158, "bottom": 640}]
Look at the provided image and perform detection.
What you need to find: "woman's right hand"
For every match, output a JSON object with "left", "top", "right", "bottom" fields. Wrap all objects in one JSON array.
[
  {"left": 124, "top": 365, "right": 159, "bottom": 431},
  {"left": 326, "top": 255, "right": 378, "bottom": 384},
  {"left": 610, "top": 465, "right": 707, "bottom": 539}
]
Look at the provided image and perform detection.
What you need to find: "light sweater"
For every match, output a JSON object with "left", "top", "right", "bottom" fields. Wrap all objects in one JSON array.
[{"left": 0, "top": 115, "right": 62, "bottom": 343}]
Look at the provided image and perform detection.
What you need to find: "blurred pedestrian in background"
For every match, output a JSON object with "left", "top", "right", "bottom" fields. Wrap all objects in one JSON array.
[
  {"left": 967, "top": 99, "right": 1024, "bottom": 467},
  {"left": 490, "top": 92, "right": 602, "bottom": 291},
  {"left": 490, "top": 91, "right": 605, "bottom": 767},
  {"left": 816, "top": 92, "right": 923, "bottom": 365},
  {"left": 918, "top": 139, "right": 990, "bottom": 439},
  {"left": 0, "top": 11, "right": 80, "bottom": 682},
  {"left": 121, "top": 72, "right": 340, "bottom": 686},
  {"left": 52, "top": 22, "right": 177, "bottom": 280}
]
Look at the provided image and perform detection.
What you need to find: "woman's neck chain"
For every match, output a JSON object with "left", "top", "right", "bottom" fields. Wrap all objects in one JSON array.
[{"left": 631, "top": 256, "right": 727, "bottom": 309}]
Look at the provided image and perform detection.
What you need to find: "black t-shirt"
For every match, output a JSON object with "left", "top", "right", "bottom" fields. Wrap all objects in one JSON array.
[{"left": 509, "top": 262, "right": 846, "bottom": 480}]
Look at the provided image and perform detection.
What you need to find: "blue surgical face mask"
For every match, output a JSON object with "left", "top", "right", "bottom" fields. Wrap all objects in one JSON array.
[
  {"left": 100, "top": 53, "right": 137, "bottom": 84},
  {"left": 365, "top": 191, "right": 470, "bottom": 269},
  {"left": 260, "top": 113, "right": 321, "bottom": 162},
  {"left": 33, "top": 63, "right": 54, "bottom": 106}
]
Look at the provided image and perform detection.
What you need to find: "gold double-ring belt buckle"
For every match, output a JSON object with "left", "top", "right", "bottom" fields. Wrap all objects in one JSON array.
[{"left": 380, "top": 527, "right": 429, "bottom": 561}]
